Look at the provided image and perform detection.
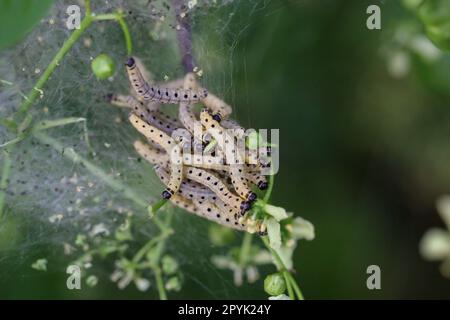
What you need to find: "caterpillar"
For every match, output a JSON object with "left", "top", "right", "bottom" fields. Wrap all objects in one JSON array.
[
  {"left": 181, "top": 72, "right": 232, "bottom": 121},
  {"left": 109, "top": 94, "right": 178, "bottom": 135},
  {"left": 202, "top": 92, "right": 233, "bottom": 121},
  {"left": 133, "top": 140, "right": 169, "bottom": 167},
  {"left": 184, "top": 166, "right": 252, "bottom": 215},
  {"left": 200, "top": 108, "right": 257, "bottom": 203},
  {"left": 169, "top": 194, "right": 247, "bottom": 231},
  {"left": 154, "top": 163, "right": 248, "bottom": 229},
  {"left": 153, "top": 164, "right": 217, "bottom": 202},
  {"left": 192, "top": 199, "right": 246, "bottom": 231},
  {"left": 129, "top": 114, "right": 183, "bottom": 199},
  {"left": 244, "top": 170, "right": 268, "bottom": 190},
  {"left": 221, "top": 119, "right": 245, "bottom": 139},
  {"left": 125, "top": 57, "right": 208, "bottom": 104}
]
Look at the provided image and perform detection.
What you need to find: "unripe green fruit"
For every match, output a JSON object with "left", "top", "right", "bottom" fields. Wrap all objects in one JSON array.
[
  {"left": 162, "top": 255, "right": 179, "bottom": 275},
  {"left": 91, "top": 54, "right": 116, "bottom": 79},
  {"left": 264, "top": 273, "right": 286, "bottom": 296}
]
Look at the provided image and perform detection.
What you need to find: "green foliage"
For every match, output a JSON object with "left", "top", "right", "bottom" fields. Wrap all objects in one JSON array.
[
  {"left": 31, "top": 258, "right": 48, "bottom": 271},
  {"left": 0, "top": 0, "right": 54, "bottom": 51},
  {"left": 161, "top": 255, "right": 179, "bottom": 275},
  {"left": 208, "top": 224, "right": 236, "bottom": 246},
  {"left": 418, "top": 0, "right": 450, "bottom": 51}
]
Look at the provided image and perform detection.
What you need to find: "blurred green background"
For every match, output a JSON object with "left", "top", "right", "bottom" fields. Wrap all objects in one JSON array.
[{"left": 1, "top": 0, "right": 450, "bottom": 299}]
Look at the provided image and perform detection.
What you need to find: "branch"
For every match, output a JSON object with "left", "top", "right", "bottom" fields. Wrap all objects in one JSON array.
[{"left": 172, "top": 0, "right": 196, "bottom": 73}]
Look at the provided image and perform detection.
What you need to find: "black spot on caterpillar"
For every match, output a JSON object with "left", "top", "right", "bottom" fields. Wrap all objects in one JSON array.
[
  {"left": 133, "top": 140, "right": 169, "bottom": 167},
  {"left": 200, "top": 109, "right": 256, "bottom": 202},
  {"left": 126, "top": 57, "right": 208, "bottom": 104},
  {"left": 153, "top": 164, "right": 217, "bottom": 202},
  {"left": 170, "top": 194, "right": 247, "bottom": 232},
  {"left": 129, "top": 114, "right": 183, "bottom": 198},
  {"left": 184, "top": 166, "right": 252, "bottom": 215},
  {"left": 201, "top": 91, "right": 232, "bottom": 120},
  {"left": 110, "top": 94, "right": 178, "bottom": 135},
  {"left": 192, "top": 199, "right": 246, "bottom": 231}
]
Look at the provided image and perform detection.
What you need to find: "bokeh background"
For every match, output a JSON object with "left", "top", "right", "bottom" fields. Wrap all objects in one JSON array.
[{"left": 1, "top": 0, "right": 450, "bottom": 299}]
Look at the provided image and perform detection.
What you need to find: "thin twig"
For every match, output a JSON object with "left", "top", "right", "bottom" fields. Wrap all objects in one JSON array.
[
  {"left": 172, "top": 0, "right": 196, "bottom": 73},
  {"left": 0, "top": 148, "right": 13, "bottom": 216}
]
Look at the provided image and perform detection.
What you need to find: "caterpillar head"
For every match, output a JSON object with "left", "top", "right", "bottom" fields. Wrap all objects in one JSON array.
[
  {"left": 162, "top": 189, "right": 172, "bottom": 199},
  {"left": 247, "top": 191, "right": 257, "bottom": 203},
  {"left": 258, "top": 181, "right": 268, "bottom": 190},
  {"left": 125, "top": 57, "right": 135, "bottom": 67},
  {"left": 105, "top": 93, "right": 114, "bottom": 102},
  {"left": 240, "top": 201, "right": 252, "bottom": 215},
  {"left": 212, "top": 113, "right": 222, "bottom": 123}
]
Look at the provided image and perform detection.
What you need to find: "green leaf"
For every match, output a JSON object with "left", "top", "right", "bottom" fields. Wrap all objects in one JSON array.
[
  {"left": 402, "top": 0, "right": 424, "bottom": 11},
  {"left": 290, "top": 217, "right": 315, "bottom": 241},
  {"left": 0, "top": 0, "right": 54, "bottom": 51},
  {"left": 161, "top": 255, "right": 179, "bottom": 275},
  {"left": 86, "top": 275, "right": 98, "bottom": 287},
  {"left": 31, "top": 258, "right": 47, "bottom": 271},
  {"left": 436, "top": 195, "right": 450, "bottom": 229},
  {"left": 418, "top": 0, "right": 450, "bottom": 52},
  {"left": 266, "top": 217, "right": 281, "bottom": 250},
  {"left": 264, "top": 204, "right": 288, "bottom": 221},
  {"left": 165, "top": 276, "right": 182, "bottom": 292}
]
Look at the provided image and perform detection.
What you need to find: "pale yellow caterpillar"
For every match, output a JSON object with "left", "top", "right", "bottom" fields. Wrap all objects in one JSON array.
[
  {"left": 200, "top": 108, "right": 257, "bottom": 203},
  {"left": 184, "top": 166, "right": 252, "bottom": 214},
  {"left": 106, "top": 93, "right": 181, "bottom": 127},
  {"left": 153, "top": 164, "right": 217, "bottom": 202},
  {"left": 108, "top": 94, "right": 178, "bottom": 135},
  {"left": 133, "top": 140, "right": 169, "bottom": 167},
  {"left": 244, "top": 170, "right": 268, "bottom": 190},
  {"left": 169, "top": 195, "right": 247, "bottom": 232},
  {"left": 125, "top": 57, "right": 208, "bottom": 104},
  {"left": 192, "top": 199, "right": 246, "bottom": 231},
  {"left": 202, "top": 92, "right": 232, "bottom": 121},
  {"left": 221, "top": 119, "right": 245, "bottom": 139},
  {"left": 129, "top": 114, "right": 182, "bottom": 199}
]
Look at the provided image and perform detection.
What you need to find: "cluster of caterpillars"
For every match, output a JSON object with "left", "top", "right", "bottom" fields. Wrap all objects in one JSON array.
[{"left": 107, "top": 57, "right": 270, "bottom": 234}]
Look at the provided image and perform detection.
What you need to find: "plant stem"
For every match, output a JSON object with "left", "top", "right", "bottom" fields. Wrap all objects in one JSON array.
[
  {"left": 84, "top": 0, "right": 91, "bottom": 16},
  {"left": 116, "top": 15, "right": 133, "bottom": 55},
  {"left": 239, "top": 232, "right": 253, "bottom": 267},
  {"left": 283, "top": 270, "right": 295, "bottom": 300},
  {"left": 33, "top": 132, "right": 143, "bottom": 207},
  {"left": 263, "top": 165, "right": 275, "bottom": 203},
  {"left": 132, "top": 229, "right": 173, "bottom": 264},
  {"left": 172, "top": 0, "right": 196, "bottom": 73},
  {"left": 148, "top": 199, "right": 168, "bottom": 217},
  {"left": 154, "top": 267, "right": 168, "bottom": 300},
  {"left": 261, "top": 236, "right": 304, "bottom": 300},
  {"left": 16, "top": 16, "right": 94, "bottom": 118},
  {"left": 0, "top": 148, "right": 13, "bottom": 216},
  {"left": 33, "top": 117, "right": 86, "bottom": 131},
  {"left": 286, "top": 271, "right": 304, "bottom": 300}
]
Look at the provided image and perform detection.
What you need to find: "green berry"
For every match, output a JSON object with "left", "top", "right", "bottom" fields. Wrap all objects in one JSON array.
[
  {"left": 91, "top": 54, "right": 116, "bottom": 79},
  {"left": 161, "top": 255, "right": 179, "bottom": 275},
  {"left": 86, "top": 275, "right": 98, "bottom": 287},
  {"left": 165, "top": 276, "right": 182, "bottom": 292},
  {"left": 264, "top": 273, "right": 286, "bottom": 296}
]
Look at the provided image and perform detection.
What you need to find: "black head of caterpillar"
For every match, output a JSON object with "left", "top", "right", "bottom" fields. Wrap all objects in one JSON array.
[{"left": 258, "top": 180, "right": 269, "bottom": 190}]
